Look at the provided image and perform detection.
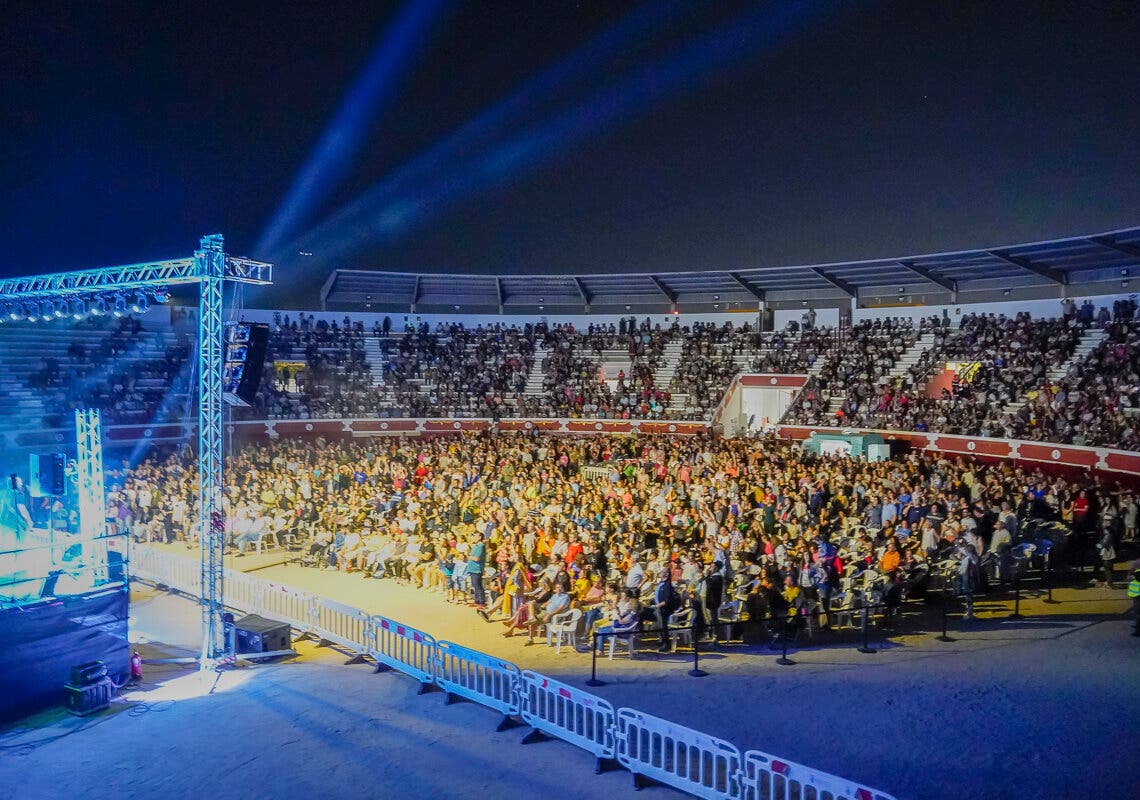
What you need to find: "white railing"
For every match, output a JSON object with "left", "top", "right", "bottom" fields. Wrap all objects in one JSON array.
[
  {"left": 519, "top": 670, "right": 616, "bottom": 770},
  {"left": 131, "top": 548, "right": 896, "bottom": 800}
]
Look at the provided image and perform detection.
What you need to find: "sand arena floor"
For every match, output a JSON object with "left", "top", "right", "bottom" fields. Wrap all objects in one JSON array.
[{"left": 3, "top": 548, "right": 1139, "bottom": 800}]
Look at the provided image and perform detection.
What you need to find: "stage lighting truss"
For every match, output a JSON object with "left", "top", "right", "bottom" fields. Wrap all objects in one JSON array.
[
  {"left": 0, "top": 285, "right": 172, "bottom": 324},
  {"left": 0, "top": 236, "right": 272, "bottom": 668}
]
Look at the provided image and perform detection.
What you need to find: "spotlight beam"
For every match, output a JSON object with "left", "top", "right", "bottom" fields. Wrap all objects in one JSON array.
[
  {"left": 284, "top": 0, "right": 852, "bottom": 266},
  {"left": 271, "top": 0, "right": 703, "bottom": 263},
  {"left": 255, "top": 0, "right": 456, "bottom": 256}
]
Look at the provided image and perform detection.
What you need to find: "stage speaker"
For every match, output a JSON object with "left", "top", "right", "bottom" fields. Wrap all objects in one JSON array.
[
  {"left": 70, "top": 661, "right": 108, "bottom": 686},
  {"left": 232, "top": 613, "right": 291, "bottom": 654},
  {"left": 65, "top": 679, "right": 112, "bottom": 716},
  {"left": 223, "top": 322, "right": 269, "bottom": 407},
  {"left": 28, "top": 453, "right": 66, "bottom": 497}
]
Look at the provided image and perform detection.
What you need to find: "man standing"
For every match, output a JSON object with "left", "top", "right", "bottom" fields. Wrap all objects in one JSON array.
[
  {"left": 467, "top": 531, "right": 487, "bottom": 611},
  {"left": 652, "top": 569, "right": 679, "bottom": 652}
]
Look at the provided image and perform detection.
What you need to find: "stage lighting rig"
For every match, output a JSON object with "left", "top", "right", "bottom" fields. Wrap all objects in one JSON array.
[
  {"left": 0, "top": 236, "right": 272, "bottom": 669},
  {"left": 71, "top": 298, "right": 87, "bottom": 319},
  {"left": 130, "top": 290, "right": 149, "bottom": 313}
]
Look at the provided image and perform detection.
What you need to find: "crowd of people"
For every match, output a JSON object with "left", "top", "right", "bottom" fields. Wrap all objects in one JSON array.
[
  {"left": 21, "top": 316, "right": 193, "bottom": 428},
  {"left": 6, "top": 300, "right": 1140, "bottom": 451},
  {"left": 108, "top": 429, "right": 1136, "bottom": 649}
]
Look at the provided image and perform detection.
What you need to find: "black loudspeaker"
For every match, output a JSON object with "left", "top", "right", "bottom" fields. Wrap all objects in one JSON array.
[
  {"left": 223, "top": 322, "right": 269, "bottom": 407},
  {"left": 65, "top": 679, "right": 112, "bottom": 716},
  {"left": 70, "top": 661, "right": 108, "bottom": 686},
  {"left": 28, "top": 453, "right": 66, "bottom": 497},
  {"left": 232, "top": 614, "right": 291, "bottom": 654}
]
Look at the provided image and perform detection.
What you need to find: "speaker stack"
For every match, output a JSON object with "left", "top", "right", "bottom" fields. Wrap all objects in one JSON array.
[
  {"left": 222, "top": 322, "right": 269, "bottom": 407},
  {"left": 64, "top": 661, "right": 112, "bottom": 716},
  {"left": 230, "top": 614, "right": 292, "bottom": 654}
]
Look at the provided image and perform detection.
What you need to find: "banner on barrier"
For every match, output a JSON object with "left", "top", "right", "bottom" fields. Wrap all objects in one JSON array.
[
  {"left": 369, "top": 616, "right": 436, "bottom": 685},
  {"left": 519, "top": 670, "right": 615, "bottom": 761},
  {"left": 434, "top": 639, "right": 520, "bottom": 721},
  {"left": 616, "top": 708, "right": 742, "bottom": 800},
  {"left": 742, "top": 750, "right": 896, "bottom": 800}
]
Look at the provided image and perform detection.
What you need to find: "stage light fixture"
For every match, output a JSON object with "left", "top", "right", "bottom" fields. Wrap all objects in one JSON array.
[
  {"left": 40, "top": 301, "right": 55, "bottom": 321},
  {"left": 53, "top": 299, "right": 68, "bottom": 318},
  {"left": 151, "top": 287, "right": 172, "bottom": 304},
  {"left": 112, "top": 294, "right": 128, "bottom": 317},
  {"left": 91, "top": 297, "right": 108, "bottom": 317},
  {"left": 71, "top": 298, "right": 87, "bottom": 319},
  {"left": 131, "top": 291, "right": 149, "bottom": 313},
  {"left": 10, "top": 302, "right": 26, "bottom": 321}
]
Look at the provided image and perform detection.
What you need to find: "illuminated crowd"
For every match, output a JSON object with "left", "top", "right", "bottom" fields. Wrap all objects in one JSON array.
[{"left": 107, "top": 430, "right": 1135, "bottom": 646}]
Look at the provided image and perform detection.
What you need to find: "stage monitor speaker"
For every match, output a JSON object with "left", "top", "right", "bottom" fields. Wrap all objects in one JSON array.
[
  {"left": 28, "top": 453, "right": 66, "bottom": 497},
  {"left": 223, "top": 322, "right": 269, "bottom": 407},
  {"left": 232, "top": 613, "right": 291, "bottom": 654}
]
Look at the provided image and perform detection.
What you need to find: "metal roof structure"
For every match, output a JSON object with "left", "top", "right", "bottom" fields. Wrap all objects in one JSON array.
[{"left": 320, "top": 225, "right": 1140, "bottom": 313}]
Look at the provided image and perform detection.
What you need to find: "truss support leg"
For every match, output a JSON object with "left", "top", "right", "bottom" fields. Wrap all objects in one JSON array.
[{"left": 197, "top": 234, "right": 227, "bottom": 667}]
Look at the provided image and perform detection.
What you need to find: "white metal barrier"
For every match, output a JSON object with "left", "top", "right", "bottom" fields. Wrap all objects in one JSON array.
[
  {"left": 518, "top": 670, "right": 616, "bottom": 770},
  {"left": 129, "top": 547, "right": 899, "bottom": 800},
  {"left": 132, "top": 545, "right": 200, "bottom": 596},
  {"left": 255, "top": 580, "right": 315, "bottom": 635},
  {"left": 434, "top": 639, "right": 520, "bottom": 729},
  {"left": 368, "top": 615, "right": 436, "bottom": 688},
  {"left": 224, "top": 569, "right": 260, "bottom": 615},
  {"left": 616, "top": 708, "right": 742, "bottom": 800},
  {"left": 309, "top": 597, "right": 369, "bottom": 655},
  {"left": 742, "top": 751, "right": 896, "bottom": 800}
]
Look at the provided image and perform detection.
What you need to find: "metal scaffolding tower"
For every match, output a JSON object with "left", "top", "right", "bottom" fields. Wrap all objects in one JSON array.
[
  {"left": 75, "top": 409, "right": 107, "bottom": 585},
  {"left": 0, "top": 235, "right": 272, "bottom": 668}
]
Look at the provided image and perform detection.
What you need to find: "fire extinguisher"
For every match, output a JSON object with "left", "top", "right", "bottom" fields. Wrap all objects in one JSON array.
[{"left": 130, "top": 651, "right": 143, "bottom": 682}]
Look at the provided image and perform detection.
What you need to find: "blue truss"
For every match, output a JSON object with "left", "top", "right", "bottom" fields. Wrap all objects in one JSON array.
[
  {"left": 2, "top": 235, "right": 272, "bottom": 668},
  {"left": 75, "top": 409, "right": 107, "bottom": 585}
]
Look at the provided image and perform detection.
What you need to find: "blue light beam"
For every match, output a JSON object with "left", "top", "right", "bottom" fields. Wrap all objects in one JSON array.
[
  {"left": 256, "top": 0, "right": 455, "bottom": 257},
  {"left": 270, "top": 0, "right": 702, "bottom": 264},
  {"left": 283, "top": 0, "right": 853, "bottom": 267}
]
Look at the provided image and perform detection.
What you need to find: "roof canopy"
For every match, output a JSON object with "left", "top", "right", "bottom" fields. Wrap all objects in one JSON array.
[{"left": 320, "top": 226, "right": 1140, "bottom": 313}]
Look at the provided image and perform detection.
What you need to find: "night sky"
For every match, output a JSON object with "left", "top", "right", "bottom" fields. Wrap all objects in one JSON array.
[{"left": 2, "top": 1, "right": 1138, "bottom": 289}]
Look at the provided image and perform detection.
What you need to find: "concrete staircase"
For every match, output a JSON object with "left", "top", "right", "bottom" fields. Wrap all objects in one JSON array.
[
  {"left": 1000, "top": 326, "right": 1109, "bottom": 416},
  {"left": 361, "top": 334, "right": 390, "bottom": 387},
  {"left": 888, "top": 330, "right": 937, "bottom": 381},
  {"left": 522, "top": 345, "right": 548, "bottom": 398},
  {"left": 654, "top": 340, "right": 684, "bottom": 389}
]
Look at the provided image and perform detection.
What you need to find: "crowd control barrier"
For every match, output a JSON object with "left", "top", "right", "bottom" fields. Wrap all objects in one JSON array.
[
  {"left": 131, "top": 546, "right": 899, "bottom": 800},
  {"left": 310, "top": 597, "right": 370, "bottom": 659},
  {"left": 434, "top": 639, "right": 520, "bottom": 730},
  {"left": 616, "top": 708, "right": 742, "bottom": 800},
  {"left": 368, "top": 615, "right": 436, "bottom": 690},
  {"left": 519, "top": 670, "right": 616, "bottom": 772},
  {"left": 255, "top": 581, "right": 316, "bottom": 636},
  {"left": 742, "top": 750, "right": 896, "bottom": 800}
]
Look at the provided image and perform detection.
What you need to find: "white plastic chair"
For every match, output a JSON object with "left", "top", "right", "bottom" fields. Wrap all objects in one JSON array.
[
  {"left": 607, "top": 620, "right": 641, "bottom": 660},
  {"left": 546, "top": 607, "right": 583, "bottom": 654},
  {"left": 255, "top": 528, "right": 278, "bottom": 555},
  {"left": 668, "top": 608, "right": 694, "bottom": 652},
  {"left": 717, "top": 601, "right": 741, "bottom": 641}
]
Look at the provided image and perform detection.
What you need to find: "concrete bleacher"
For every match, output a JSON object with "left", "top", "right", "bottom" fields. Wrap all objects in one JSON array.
[{"left": 0, "top": 313, "right": 189, "bottom": 428}]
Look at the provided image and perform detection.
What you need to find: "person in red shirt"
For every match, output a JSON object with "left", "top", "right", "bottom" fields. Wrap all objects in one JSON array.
[{"left": 563, "top": 533, "right": 583, "bottom": 568}]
